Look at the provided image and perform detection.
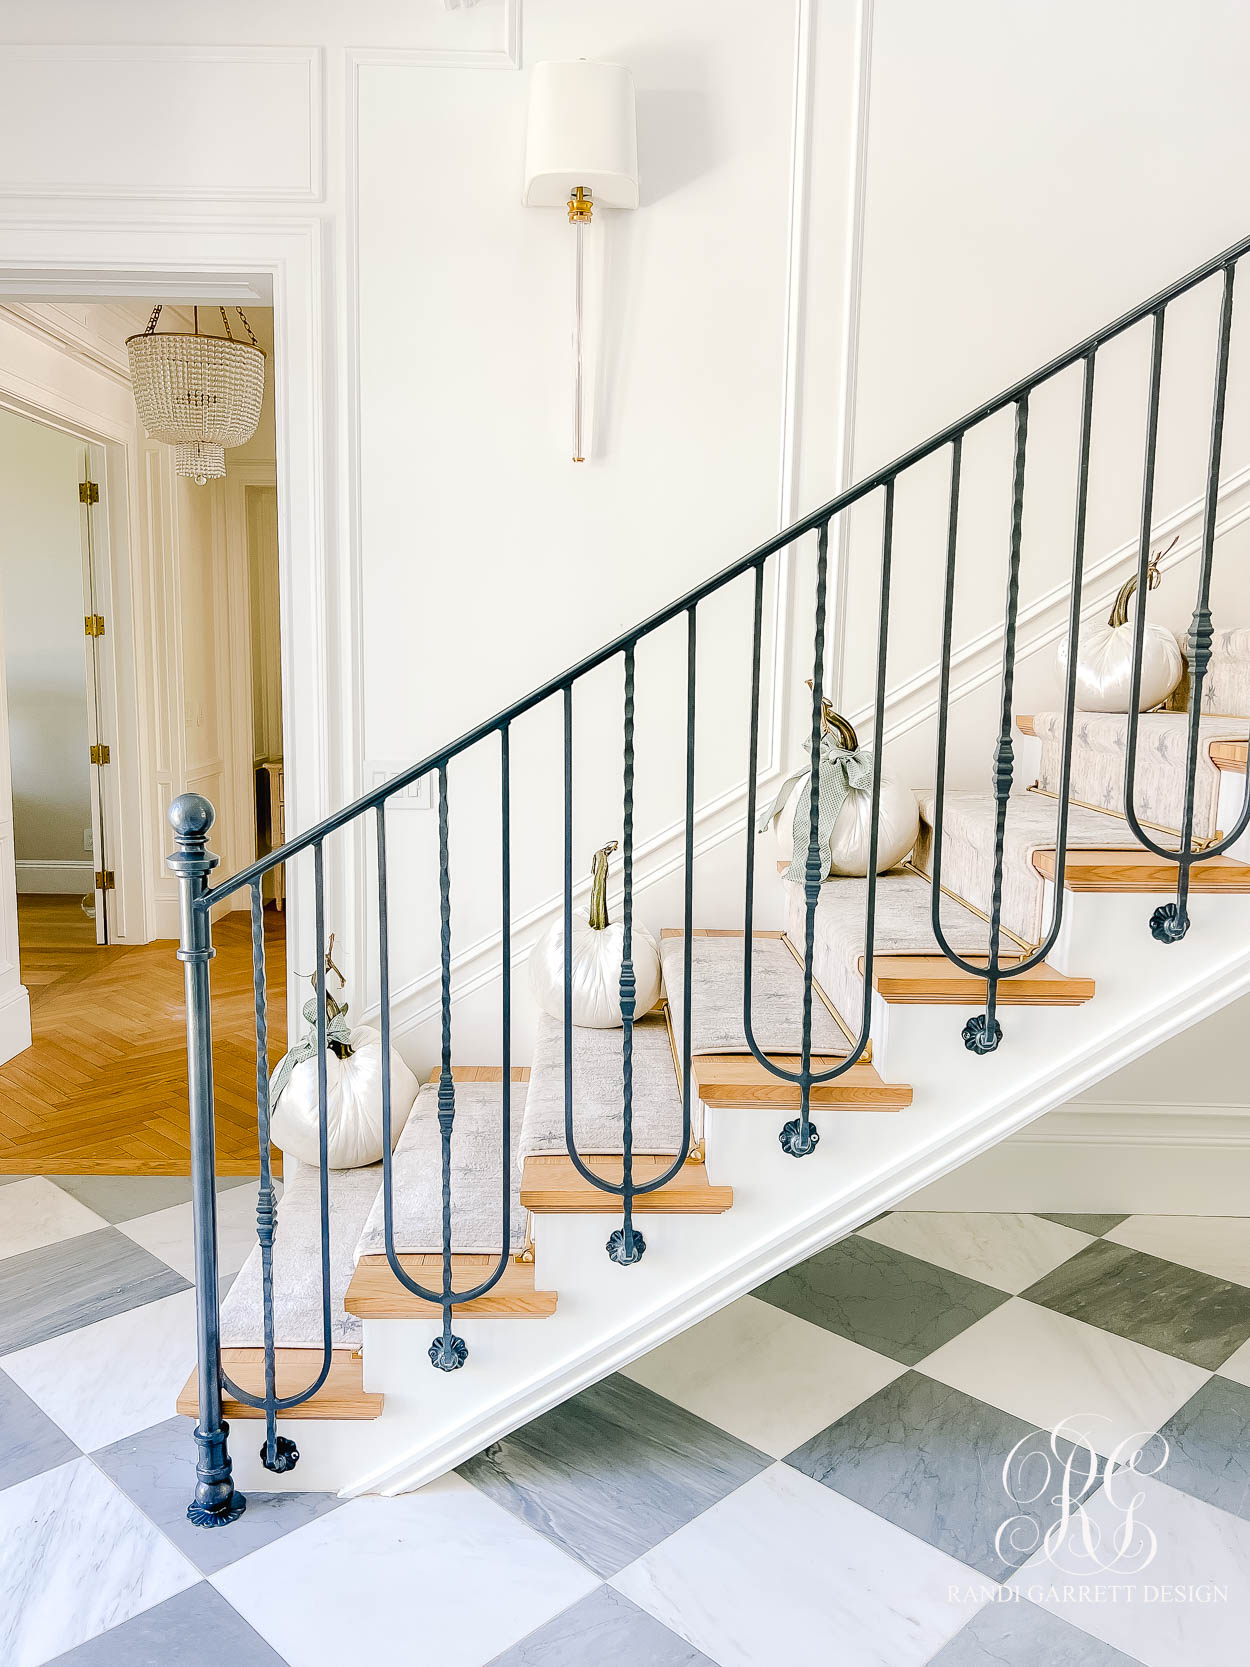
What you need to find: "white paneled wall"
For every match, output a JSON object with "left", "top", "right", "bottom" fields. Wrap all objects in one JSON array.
[{"left": 3, "top": 1, "right": 1250, "bottom": 1075}]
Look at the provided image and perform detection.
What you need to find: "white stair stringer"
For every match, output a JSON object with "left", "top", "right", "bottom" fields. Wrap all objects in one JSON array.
[{"left": 226, "top": 884, "right": 1250, "bottom": 1501}]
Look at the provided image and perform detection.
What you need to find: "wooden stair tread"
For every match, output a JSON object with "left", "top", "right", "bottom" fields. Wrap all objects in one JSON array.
[
  {"left": 687, "top": 1052, "right": 911, "bottom": 1110},
  {"left": 176, "top": 1349, "right": 383, "bottom": 1421},
  {"left": 1032, "top": 847, "right": 1250, "bottom": 891},
  {"left": 440, "top": 1066, "right": 530, "bottom": 1082},
  {"left": 865, "top": 956, "right": 1095, "bottom": 1004},
  {"left": 520, "top": 1153, "right": 732, "bottom": 1213},
  {"left": 345, "top": 1255, "right": 557, "bottom": 1318},
  {"left": 659, "top": 992, "right": 907, "bottom": 1109},
  {"left": 1209, "top": 739, "right": 1248, "bottom": 772}
]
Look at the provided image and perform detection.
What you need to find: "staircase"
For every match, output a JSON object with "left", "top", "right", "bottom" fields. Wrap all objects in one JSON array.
[{"left": 171, "top": 234, "right": 1250, "bottom": 1520}]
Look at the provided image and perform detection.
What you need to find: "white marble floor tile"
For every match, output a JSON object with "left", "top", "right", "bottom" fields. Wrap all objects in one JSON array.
[
  {"left": 0, "top": 1178, "right": 108, "bottom": 1261},
  {"left": 859, "top": 1212, "right": 1093, "bottom": 1294},
  {"left": 622, "top": 1294, "right": 905, "bottom": 1458},
  {"left": 0, "top": 1457, "right": 198, "bottom": 1667},
  {"left": 0, "top": 1289, "right": 197, "bottom": 1453},
  {"left": 1104, "top": 1215, "right": 1250, "bottom": 1289},
  {"left": 1010, "top": 1473, "right": 1250, "bottom": 1666},
  {"left": 921, "top": 1298, "right": 1209, "bottom": 1457},
  {"left": 117, "top": 1181, "right": 267, "bottom": 1283},
  {"left": 212, "top": 1472, "right": 599, "bottom": 1667},
  {"left": 613, "top": 1462, "right": 986, "bottom": 1667}
]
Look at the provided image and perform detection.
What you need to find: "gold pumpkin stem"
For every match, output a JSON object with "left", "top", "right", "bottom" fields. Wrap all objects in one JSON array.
[
  {"left": 588, "top": 841, "right": 618, "bottom": 931},
  {"left": 804, "top": 679, "right": 859, "bottom": 751},
  {"left": 1107, "top": 533, "right": 1177, "bottom": 628}
]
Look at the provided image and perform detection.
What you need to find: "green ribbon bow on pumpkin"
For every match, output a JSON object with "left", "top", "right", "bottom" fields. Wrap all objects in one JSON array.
[
  {"left": 758, "top": 729, "right": 875, "bottom": 884},
  {"left": 268, "top": 994, "right": 354, "bottom": 1115}
]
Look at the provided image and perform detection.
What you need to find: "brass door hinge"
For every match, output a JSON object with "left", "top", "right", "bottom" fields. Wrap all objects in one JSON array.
[
  {"left": 84, "top": 614, "right": 105, "bottom": 638},
  {"left": 79, "top": 480, "right": 99, "bottom": 505},
  {"left": 90, "top": 743, "right": 110, "bottom": 765},
  {"left": 95, "top": 870, "right": 115, "bottom": 891}
]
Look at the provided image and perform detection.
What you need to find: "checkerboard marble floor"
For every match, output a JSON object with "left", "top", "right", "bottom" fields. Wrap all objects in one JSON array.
[{"left": 3, "top": 1175, "right": 1250, "bottom": 1666}]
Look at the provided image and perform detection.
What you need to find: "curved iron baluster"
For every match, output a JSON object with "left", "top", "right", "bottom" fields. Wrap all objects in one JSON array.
[
  {"left": 221, "top": 845, "right": 334, "bottom": 1426},
  {"left": 561, "top": 639, "right": 697, "bottom": 1257},
  {"left": 679, "top": 606, "right": 696, "bottom": 1178},
  {"left": 250, "top": 881, "right": 291, "bottom": 1472},
  {"left": 741, "top": 489, "right": 896, "bottom": 1128},
  {"left": 1122, "top": 267, "right": 1250, "bottom": 937},
  {"left": 929, "top": 355, "right": 1096, "bottom": 1024},
  {"left": 375, "top": 756, "right": 515, "bottom": 1364},
  {"left": 965, "top": 396, "right": 1030, "bottom": 1050},
  {"left": 607, "top": 645, "right": 643, "bottom": 1263}
]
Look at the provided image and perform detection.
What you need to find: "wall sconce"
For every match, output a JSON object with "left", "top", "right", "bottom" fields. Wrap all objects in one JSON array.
[{"left": 523, "top": 60, "right": 639, "bottom": 463}]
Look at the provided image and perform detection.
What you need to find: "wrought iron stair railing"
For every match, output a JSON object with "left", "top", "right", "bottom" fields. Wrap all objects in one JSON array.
[{"left": 170, "top": 231, "right": 1250, "bottom": 1528}]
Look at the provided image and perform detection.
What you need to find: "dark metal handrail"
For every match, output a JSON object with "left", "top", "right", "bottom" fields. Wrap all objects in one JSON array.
[
  {"left": 200, "top": 230, "right": 1250, "bottom": 907},
  {"left": 170, "top": 230, "right": 1250, "bottom": 1527}
]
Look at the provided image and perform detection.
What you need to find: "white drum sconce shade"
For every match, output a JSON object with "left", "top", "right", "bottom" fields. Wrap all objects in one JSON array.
[
  {"left": 523, "top": 61, "right": 639, "bottom": 461},
  {"left": 523, "top": 61, "right": 639, "bottom": 210}
]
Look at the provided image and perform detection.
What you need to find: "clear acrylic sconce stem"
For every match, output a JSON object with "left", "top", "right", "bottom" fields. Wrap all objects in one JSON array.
[{"left": 573, "top": 216, "right": 585, "bottom": 463}]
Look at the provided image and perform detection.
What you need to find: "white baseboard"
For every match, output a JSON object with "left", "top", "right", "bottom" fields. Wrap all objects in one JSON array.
[
  {"left": 15, "top": 859, "right": 94, "bottom": 895},
  {"left": 0, "top": 982, "right": 32, "bottom": 1066},
  {"left": 903, "top": 1103, "right": 1250, "bottom": 1216}
]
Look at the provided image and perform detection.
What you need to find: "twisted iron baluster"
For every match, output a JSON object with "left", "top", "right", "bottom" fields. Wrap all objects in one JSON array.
[
  {"left": 429, "top": 764, "right": 467, "bottom": 1369},
  {"left": 562, "top": 654, "right": 691, "bottom": 1223},
  {"left": 376, "top": 778, "right": 514, "bottom": 1331},
  {"left": 249, "top": 882, "right": 295, "bottom": 1473},
  {"left": 217, "top": 850, "right": 334, "bottom": 1449},
  {"left": 932, "top": 356, "right": 1098, "bottom": 991},
  {"left": 1122, "top": 269, "right": 1237, "bottom": 941},
  {"left": 963, "top": 395, "right": 1029, "bottom": 1054},
  {"left": 742, "top": 501, "right": 892, "bottom": 1100},
  {"left": 1122, "top": 307, "right": 1168, "bottom": 879},
  {"left": 608, "top": 645, "right": 644, "bottom": 1263},
  {"left": 781, "top": 520, "right": 830, "bottom": 1157}
]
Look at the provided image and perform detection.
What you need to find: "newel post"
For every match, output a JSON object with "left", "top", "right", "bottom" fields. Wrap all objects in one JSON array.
[{"left": 168, "top": 793, "right": 246, "bottom": 1527}]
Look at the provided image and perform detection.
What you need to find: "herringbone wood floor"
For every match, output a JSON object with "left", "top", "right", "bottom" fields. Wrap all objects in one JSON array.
[{"left": 0, "top": 896, "right": 286, "bottom": 1175}]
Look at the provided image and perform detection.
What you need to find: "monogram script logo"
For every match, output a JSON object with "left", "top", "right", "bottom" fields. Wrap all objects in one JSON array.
[{"left": 996, "top": 1417, "right": 1169, "bottom": 1576}]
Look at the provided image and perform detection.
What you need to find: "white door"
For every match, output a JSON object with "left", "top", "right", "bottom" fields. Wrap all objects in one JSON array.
[{"left": 0, "top": 560, "right": 31, "bottom": 1063}]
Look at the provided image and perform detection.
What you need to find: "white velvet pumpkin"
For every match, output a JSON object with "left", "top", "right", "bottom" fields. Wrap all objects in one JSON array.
[
  {"left": 529, "top": 842, "right": 662, "bottom": 1028},
  {"left": 1057, "top": 551, "right": 1182, "bottom": 713},
  {"left": 270, "top": 1025, "right": 419, "bottom": 1169},
  {"left": 763, "top": 695, "right": 919, "bottom": 878},
  {"left": 1058, "top": 623, "right": 1182, "bottom": 713},
  {"left": 769, "top": 769, "right": 920, "bottom": 876}
]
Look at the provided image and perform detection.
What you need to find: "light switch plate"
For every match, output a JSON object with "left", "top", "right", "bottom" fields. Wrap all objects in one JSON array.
[{"left": 366, "top": 762, "right": 433, "bottom": 810}]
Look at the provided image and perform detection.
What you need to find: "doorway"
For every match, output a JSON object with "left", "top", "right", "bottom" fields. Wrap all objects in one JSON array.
[
  {"left": 0, "top": 408, "right": 114, "bottom": 946},
  {"left": 0, "top": 297, "right": 290, "bottom": 1171}
]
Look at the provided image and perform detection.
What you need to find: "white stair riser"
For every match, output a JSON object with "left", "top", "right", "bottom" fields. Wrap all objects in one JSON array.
[
  {"left": 1048, "top": 884, "right": 1250, "bottom": 981},
  {"left": 1013, "top": 728, "right": 1043, "bottom": 786},
  {"left": 1217, "top": 768, "right": 1250, "bottom": 862}
]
